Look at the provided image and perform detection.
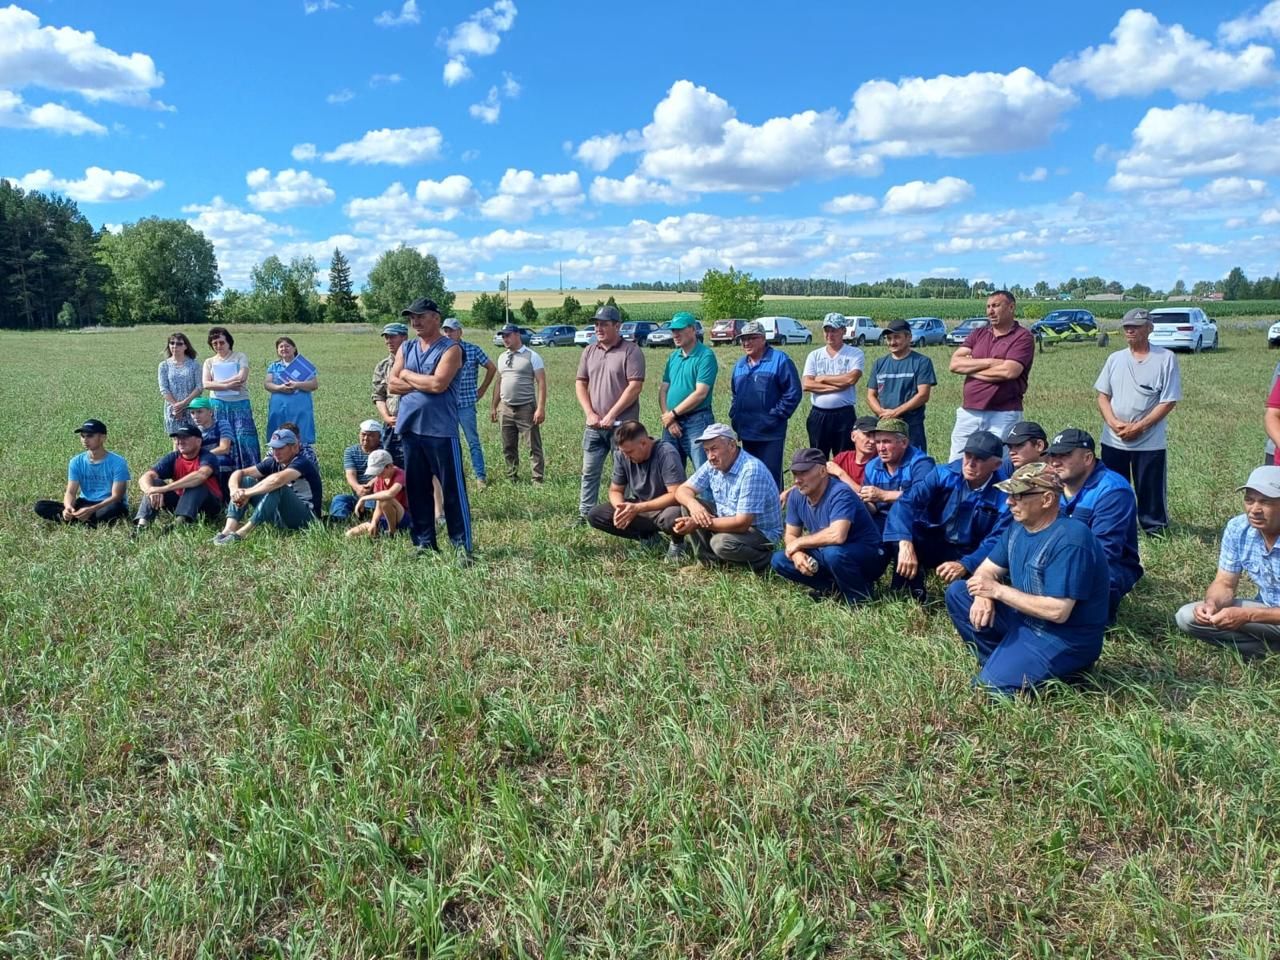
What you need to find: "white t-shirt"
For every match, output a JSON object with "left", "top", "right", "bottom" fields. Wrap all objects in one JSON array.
[
  {"left": 803, "top": 344, "right": 865, "bottom": 410},
  {"left": 1093, "top": 346, "right": 1181, "bottom": 451}
]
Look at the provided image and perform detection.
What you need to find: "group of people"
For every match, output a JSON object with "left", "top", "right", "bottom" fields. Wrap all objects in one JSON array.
[{"left": 32, "top": 290, "right": 1280, "bottom": 692}]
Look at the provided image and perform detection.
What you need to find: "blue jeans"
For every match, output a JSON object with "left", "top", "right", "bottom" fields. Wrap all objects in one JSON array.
[
  {"left": 662, "top": 408, "right": 713, "bottom": 471},
  {"left": 579, "top": 426, "right": 617, "bottom": 517},
  {"left": 771, "top": 541, "right": 886, "bottom": 603},
  {"left": 228, "top": 477, "right": 314, "bottom": 530},
  {"left": 458, "top": 404, "right": 486, "bottom": 481},
  {"left": 944, "top": 580, "right": 1102, "bottom": 695},
  {"left": 328, "top": 493, "right": 372, "bottom": 522}
]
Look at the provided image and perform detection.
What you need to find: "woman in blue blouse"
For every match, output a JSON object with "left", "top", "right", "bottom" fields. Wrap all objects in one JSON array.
[{"left": 265, "top": 336, "right": 318, "bottom": 446}]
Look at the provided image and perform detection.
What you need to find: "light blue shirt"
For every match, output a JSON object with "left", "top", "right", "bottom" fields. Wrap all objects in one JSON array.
[
  {"left": 68, "top": 451, "right": 130, "bottom": 504},
  {"left": 1219, "top": 514, "right": 1280, "bottom": 606},
  {"left": 687, "top": 448, "right": 782, "bottom": 542}
]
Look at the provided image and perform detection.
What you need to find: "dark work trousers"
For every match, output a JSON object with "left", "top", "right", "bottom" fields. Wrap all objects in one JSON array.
[
  {"left": 889, "top": 533, "right": 964, "bottom": 600},
  {"left": 1100, "top": 444, "right": 1168, "bottom": 533},
  {"left": 382, "top": 425, "right": 405, "bottom": 469},
  {"left": 34, "top": 497, "right": 128, "bottom": 526},
  {"left": 136, "top": 486, "right": 222, "bottom": 523},
  {"left": 806, "top": 405, "right": 856, "bottom": 460},
  {"left": 402, "top": 432, "right": 472, "bottom": 552},
  {"left": 741, "top": 437, "right": 786, "bottom": 490}
]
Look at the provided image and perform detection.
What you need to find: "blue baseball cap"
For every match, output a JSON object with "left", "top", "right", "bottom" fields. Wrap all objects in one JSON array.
[{"left": 268, "top": 428, "right": 299, "bottom": 448}]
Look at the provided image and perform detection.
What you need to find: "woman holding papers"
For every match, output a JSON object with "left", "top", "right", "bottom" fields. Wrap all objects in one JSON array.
[
  {"left": 202, "top": 326, "right": 261, "bottom": 471},
  {"left": 264, "top": 336, "right": 318, "bottom": 445}
]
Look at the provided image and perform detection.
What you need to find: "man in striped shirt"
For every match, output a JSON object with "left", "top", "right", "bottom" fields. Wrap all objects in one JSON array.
[{"left": 443, "top": 318, "right": 497, "bottom": 489}]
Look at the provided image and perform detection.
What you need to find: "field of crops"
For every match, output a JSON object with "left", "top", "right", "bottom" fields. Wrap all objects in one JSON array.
[{"left": 3, "top": 326, "right": 1280, "bottom": 956}]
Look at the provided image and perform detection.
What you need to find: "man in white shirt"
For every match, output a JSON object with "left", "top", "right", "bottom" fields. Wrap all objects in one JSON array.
[
  {"left": 1094, "top": 308, "right": 1181, "bottom": 534},
  {"left": 802, "top": 313, "right": 864, "bottom": 459}
]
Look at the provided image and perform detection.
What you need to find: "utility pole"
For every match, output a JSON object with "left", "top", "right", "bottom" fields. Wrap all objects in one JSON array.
[
  {"left": 505, "top": 273, "right": 510, "bottom": 315},
  {"left": 559, "top": 261, "right": 563, "bottom": 295}
]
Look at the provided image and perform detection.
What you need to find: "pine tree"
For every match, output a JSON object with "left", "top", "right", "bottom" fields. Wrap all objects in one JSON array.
[{"left": 327, "top": 247, "right": 361, "bottom": 323}]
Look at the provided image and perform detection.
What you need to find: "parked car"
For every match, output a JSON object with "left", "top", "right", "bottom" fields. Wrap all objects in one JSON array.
[
  {"left": 529, "top": 324, "right": 576, "bottom": 347},
  {"left": 886, "top": 317, "right": 946, "bottom": 347},
  {"left": 645, "top": 320, "right": 704, "bottom": 347},
  {"left": 491, "top": 326, "right": 534, "bottom": 347},
  {"left": 1030, "top": 309, "right": 1098, "bottom": 345},
  {"left": 574, "top": 325, "right": 596, "bottom": 347},
  {"left": 946, "top": 317, "right": 989, "bottom": 345},
  {"left": 710, "top": 318, "right": 748, "bottom": 346},
  {"left": 1148, "top": 307, "right": 1218, "bottom": 352},
  {"left": 1268, "top": 319, "right": 1280, "bottom": 347},
  {"left": 619, "top": 321, "right": 660, "bottom": 346},
  {"left": 755, "top": 316, "right": 813, "bottom": 345},
  {"left": 842, "top": 316, "right": 881, "bottom": 345}
]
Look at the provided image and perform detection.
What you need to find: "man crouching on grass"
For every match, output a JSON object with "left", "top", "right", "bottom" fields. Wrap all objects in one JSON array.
[
  {"left": 345, "top": 449, "right": 410, "bottom": 538},
  {"left": 944, "top": 462, "right": 1111, "bottom": 696},
  {"left": 1174, "top": 466, "right": 1280, "bottom": 658},
  {"left": 212, "top": 428, "right": 321, "bottom": 545}
]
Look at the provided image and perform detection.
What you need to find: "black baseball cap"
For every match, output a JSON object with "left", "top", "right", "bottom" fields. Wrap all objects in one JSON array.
[
  {"left": 401, "top": 297, "right": 440, "bottom": 316},
  {"left": 884, "top": 318, "right": 910, "bottom": 334},
  {"left": 788, "top": 447, "right": 828, "bottom": 472},
  {"left": 853, "top": 415, "right": 881, "bottom": 433},
  {"left": 962, "top": 430, "right": 1003, "bottom": 459},
  {"left": 1046, "top": 427, "right": 1095, "bottom": 455},
  {"left": 169, "top": 424, "right": 203, "bottom": 439},
  {"left": 592, "top": 304, "right": 622, "bottom": 323},
  {"left": 74, "top": 419, "right": 107, "bottom": 435},
  {"left": 1004, "top": 421, "right": 1047, "bottom": 445}
]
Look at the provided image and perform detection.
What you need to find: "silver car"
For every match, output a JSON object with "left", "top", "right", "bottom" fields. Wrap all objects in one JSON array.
[{"left": 529, "top": 324, "right": 576, "bottom": 347}]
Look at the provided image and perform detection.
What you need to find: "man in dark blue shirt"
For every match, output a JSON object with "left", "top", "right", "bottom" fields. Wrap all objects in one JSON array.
[
  {"left": 771, "top": 447, "right": 885, "bottom": 602},
  {"left": 883, "top": 430, "right": 1009, "bottom": 601},
  {"left": 728, "top": 320, "right": 802, "bottom": 488},
  {"left": 213, "top": 428, "right": 321, "bottom": 545},
  {"left": 1046, "top": 428, "right": 1142, "bottom": 621},
  {"left": 944, "top": 462, "right": 1111, "bottom": 696}
]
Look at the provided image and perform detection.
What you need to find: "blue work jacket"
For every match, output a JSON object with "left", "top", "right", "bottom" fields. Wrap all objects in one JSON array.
[{"left": 883, "top": 460, "right": 1011, "bottom": 572}]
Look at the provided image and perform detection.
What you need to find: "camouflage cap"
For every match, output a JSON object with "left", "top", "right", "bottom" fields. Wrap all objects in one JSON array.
[
  {"left": 995, "top": 462, "right": 1063, "bottom": 495},
  {"left": 873, "top": 417, "right": 909, "bottom": 437}
]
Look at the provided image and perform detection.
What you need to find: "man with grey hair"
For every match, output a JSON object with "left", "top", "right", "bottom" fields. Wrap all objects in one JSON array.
[
  {"left": 673, "top": 423, "right": 781, "bottom": 572},
  {"left": 1095, "top": 307, "right": 1181, "bottom": 534},
  {"left": 574, "top": 304, "right": 646, "bottom": 524},
  {"left": 1174, "top": 466, "right": 1280, "bottom": 658}
]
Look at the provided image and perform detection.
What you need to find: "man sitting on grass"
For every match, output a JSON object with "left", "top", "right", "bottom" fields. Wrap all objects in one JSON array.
[
  {"left": 134, "top": 425, "right": 223, "bottom": 529},
  {"left": 213, "top": 428, "right": 321, "bottom": 545},
  {"left": 1175, "top": 466, "right": 1280, "bottom": 658},
  {"left": 586, "top": 420, "right": 687, "bottom": 560},
  {"left": 34, "top": 419, "right": 130, "bottom": 527},
  {"left": 770, "top": 447, "right": 885, "bottom": 603},
  {"left": 673, "top": 423, "right": 781, "bottom": 573},
  {"left": 944, "top": 463, "right": 1111, "bottom": 696},
  {"left": 329, "top": 419, "right": 385, "bottom": 523},
  {"left": 345, "top": 449, "right": 410, "bottom": 538}
]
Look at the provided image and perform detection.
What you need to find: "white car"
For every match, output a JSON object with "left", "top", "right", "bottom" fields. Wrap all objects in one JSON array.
[
  {"left": 574, "top": 324, "right": 597, "bottom": 347},
  {"left": 754, "top": 316, "right": 813, "bottom": 345},
  {"left": 1147, "top": 307, "right": 1219, "bottom": 353},
  {"left": 1268, "top": 320, "right": 1280, "bottom": 348},
  {"left": 842, "top": 316, "right": 880, "bottom": 345}
]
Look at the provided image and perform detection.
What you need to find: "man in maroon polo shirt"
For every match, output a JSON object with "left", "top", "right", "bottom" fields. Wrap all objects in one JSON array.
[{"left": 947, "top": 290, "right": 1036, "bottom": 461}]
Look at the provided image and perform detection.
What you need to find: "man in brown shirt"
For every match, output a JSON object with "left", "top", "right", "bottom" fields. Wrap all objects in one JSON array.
[{"left": 574, "top": 304, "right": 646, "bottom": 523}]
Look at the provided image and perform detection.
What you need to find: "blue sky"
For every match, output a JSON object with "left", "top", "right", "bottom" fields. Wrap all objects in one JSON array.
[{"left": 4, "top": 0, "right": 1280, "bottom": 292}]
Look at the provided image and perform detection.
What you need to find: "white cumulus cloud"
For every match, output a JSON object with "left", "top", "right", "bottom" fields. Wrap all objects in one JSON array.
[
  {"left": 470, "top": 86, "right": 501, "bottom": 124},
  {"left": 441, "top": 0, "right": 517, "bottom": 86},
  {"left": 589, "top": 174, "right": 690, "bottom": 205},
  {"left": 414, "top": 174, "right": 479, "bottom": 208},
  {"left": 1051, "top": 9, "right": 1274, "bottom": 99},
  {"left": 320, "top": 125, "right": 444, "bottom": 165},
  {"left": 1114, "top": 103, "right": 1280, "bottom": 181},
  {"left": 849, "top": 68, "right": 1076, "bottom": 157},
  {"left": 246, "top": 168, "right": 335, "bottom": 211},
  {"left": 443, "top": 57, "right": 472, "bottom": 87},
  {"left": 574, "top": 131, "right": 645, "bottom": 172},
  {"left": 1019, "top": 167, "right": 1049, "bottom": 182},
  {"left": 291, "top": 142, "right": 317, "bottom": 162},
  {"left": 0, "top": 90, "right": 105, "bottom": 134},
  {"left": 881, "top": 177, "right": 974, "bottom": 215},
  {"left": 10, "top": 165, "right": 162, "bottom": 202},
  {"left": 1221, "top": 1, "right": 1280, "bottom": 43},
  {"left": 374, "top": 0, "right": 420, "bottom": 27},
  {"left": 478, "top": 168, "right": 583, "bottom": 221},
  {"left": 822, "top": 193, "right": 878, "bottom": 214},
  {"left": 326, "top": 88, "right": 354, "bottom": 104},
  {"left": 0, "top": 5, "right": 168, "bottom": 109}
]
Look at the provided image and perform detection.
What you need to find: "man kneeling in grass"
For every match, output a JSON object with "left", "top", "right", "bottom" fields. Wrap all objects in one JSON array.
[
  {"left": 213, "top": 428, "right": 321, "bottom": 545},
  {"left": 944, "top": 462, "right": 1111, "bottom": 696},
  {"left": 346, "top": 449, "right": 410, "bottom": 538},
  {"left": 1175, "top": 466, "right": 1280, "bottom": 658}
]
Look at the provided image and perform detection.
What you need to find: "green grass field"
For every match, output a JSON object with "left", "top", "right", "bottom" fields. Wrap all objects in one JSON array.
[{"left": 2, "top": 323, "right": 1279, "bottom": 957}]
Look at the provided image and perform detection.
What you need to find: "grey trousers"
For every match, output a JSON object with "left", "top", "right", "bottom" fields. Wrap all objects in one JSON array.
[
  {"left": 1174, "top": 600, "right": 1280, "bottom": 658},
  {"left": 683, "top": 515, "right": 774, "bottom": 573}
]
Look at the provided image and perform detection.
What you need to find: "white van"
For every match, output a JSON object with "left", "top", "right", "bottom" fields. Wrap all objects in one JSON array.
[{"left": 754, "top": 316, "right": 813, "bottom": 346}]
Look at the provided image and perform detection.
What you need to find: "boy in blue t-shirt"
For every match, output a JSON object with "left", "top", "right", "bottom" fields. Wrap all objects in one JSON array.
[
  {"left": 770, "top": 447, "right": 886, "bottom": 603},
  {"left": 34, "top": 419, "right": 130, "bottom": 526},
  {"left": 944, "top": 462, "right": 1110, "bottom": 695}
]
